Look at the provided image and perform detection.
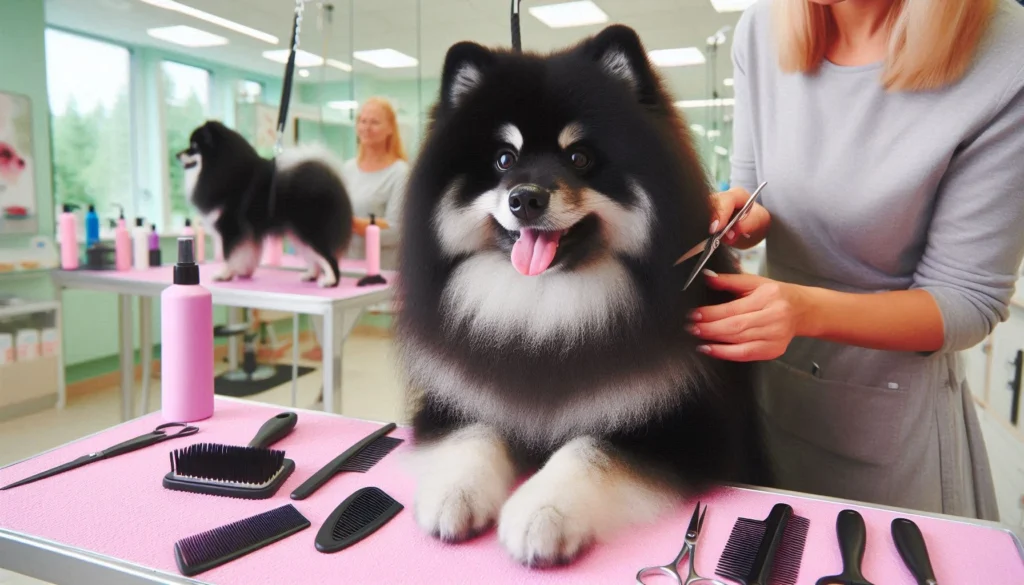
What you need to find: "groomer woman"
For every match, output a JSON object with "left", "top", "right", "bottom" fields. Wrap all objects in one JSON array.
[
  {"left": 342, "top": 96, "right": 410, "bottom": 271},
  {"left": 691, "top": 0, "right": 1024, "bottom": 520}
]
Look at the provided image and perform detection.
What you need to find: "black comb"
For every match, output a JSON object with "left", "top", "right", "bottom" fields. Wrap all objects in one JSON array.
[
  {"left": 716, "top": 503, "right": 810, "bottom": 585},
  {"left": 174, "top": 503, "right": 310, "bottom": 577},
  {"left": 163, "top": 412, "right": 297, "bottom": 499},
  {"left": 291, "top": 422, "right": 403, "bottom": 500},
  {"left": 315, "top": 487, "right": 403, "bottom": 553}
]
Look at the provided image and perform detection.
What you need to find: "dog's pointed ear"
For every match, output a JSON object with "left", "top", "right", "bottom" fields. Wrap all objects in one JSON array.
[
  {"left": 582, "top": 25, "right": 659, "bottom": 103},
  {"left": 440, "top": 41, "right": 494, "bottom": 110}
]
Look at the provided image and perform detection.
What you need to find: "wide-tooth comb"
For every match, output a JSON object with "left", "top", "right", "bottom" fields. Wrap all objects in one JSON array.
[
  {"left": 290, "top": 422, "right": 403, "bottom": 500},
  {"left": 315, "top": 486, "right": 404, "bottom": 553},
  {"left": 715, "top": 503, "right": 810, "bottom": 585},
  {"left": 174, "top": 504, "right": 310, "bottom": 577}
]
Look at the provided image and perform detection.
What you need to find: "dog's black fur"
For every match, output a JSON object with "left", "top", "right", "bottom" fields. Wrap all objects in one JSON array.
[
  {"left": 177, "top": 121, "right": 353, "bottom": 286},
  {"left": 395, "top": 25, "right": 771, "bottom": 566}
]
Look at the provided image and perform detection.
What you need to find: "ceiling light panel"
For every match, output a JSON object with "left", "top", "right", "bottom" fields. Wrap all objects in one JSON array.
[
  {"left": 528, "top": 1, "right": 609, "bottom": 28},
  {"left": 147, "top": 25, "right": 227, "bottom": 47},
  {"left": 139, "top": 0, "right": 278, "bottom": 44}
]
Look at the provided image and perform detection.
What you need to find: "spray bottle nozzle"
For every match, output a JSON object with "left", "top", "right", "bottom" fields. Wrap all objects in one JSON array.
[
  {"left": 177, "top": 237, "right": 196, "bottom": 265},
  {"left": 112, "top": 204, "right": 125, "bottom": 219},
  {"left": 369, "top": 213, "right": 377, "bottom": 225}
]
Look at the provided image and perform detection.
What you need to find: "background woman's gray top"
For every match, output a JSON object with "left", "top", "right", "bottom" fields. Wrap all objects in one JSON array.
[
  {"left": 730, "top": 0, "right": 1024, "bottom": 520},
  {"left": 340, "top": 158, "right": 409, "bottom": 271}
]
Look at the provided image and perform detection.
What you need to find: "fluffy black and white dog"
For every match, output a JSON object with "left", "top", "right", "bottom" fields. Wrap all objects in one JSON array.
[
  {"left": 177, "top": 121, "right": 353, "bottom": 287},
  {"left": 395, "top": 25, "right": 772, "bottom": 567}
]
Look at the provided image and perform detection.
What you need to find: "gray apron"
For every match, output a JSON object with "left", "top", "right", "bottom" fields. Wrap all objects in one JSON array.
[{"left": 756, "top": 312, "right": 1000, "bottom": 521}]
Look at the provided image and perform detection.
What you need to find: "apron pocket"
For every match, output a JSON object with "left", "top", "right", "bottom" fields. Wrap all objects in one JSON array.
[{"left": 757, "top": 359, "right": 909, "bottom": 467}]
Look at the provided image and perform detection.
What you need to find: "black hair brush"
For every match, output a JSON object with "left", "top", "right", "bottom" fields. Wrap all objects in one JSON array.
[
  {"left": 716, "top": 503, "right": 810, "bottom": 585},
  {"left": 164, "top": 412, "right": 297, "bottom": 500}
]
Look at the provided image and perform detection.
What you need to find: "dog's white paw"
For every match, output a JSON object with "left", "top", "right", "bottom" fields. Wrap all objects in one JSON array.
[
  {"left": 408, "top": 425, "right": 515, "bottom": 542},
  {"left": 317, "top": 272, "right": 338, "bottom": 288},
  {"left": 213, "top": 269, "right": 234, "bottom": 282},
  {"left": 498, "top": 476, "right": 591, "bottom": 567},
  {"left": 497, "top": 437, "right": 672, "bottom": 568},
  {"left": 299, "top": 270, "right": 318, "bottom": 282}
]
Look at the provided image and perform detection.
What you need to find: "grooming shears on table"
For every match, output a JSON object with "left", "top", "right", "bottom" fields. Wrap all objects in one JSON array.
[
  {"left": 0, "top": 422, "right": 199, "bottom": 490},
  {"left": 675, "top": 181, "right": 767, "bottom": 290},
  {"left": 636, "top": 501, "right": 729, "bottom": 585}
]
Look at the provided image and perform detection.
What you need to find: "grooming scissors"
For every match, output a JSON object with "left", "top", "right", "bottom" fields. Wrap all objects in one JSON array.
[
  {"left": 675, "top": 181, "right": 767, "bottom": 290},
  {"left": 1, "top": 422, "right": 199, "bottom": 490},
  {"left": 636, "top": 501, "right": 729, "bottom": 585}
]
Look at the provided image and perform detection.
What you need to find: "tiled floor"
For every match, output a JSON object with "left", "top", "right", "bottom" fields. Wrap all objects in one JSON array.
[{"left": 0, "top": 328, "right": 406, "bottom": 584}]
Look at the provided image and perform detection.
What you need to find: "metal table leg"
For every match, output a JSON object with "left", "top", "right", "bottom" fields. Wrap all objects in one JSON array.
[
  {"left": 321, "top": 307, "right": 337, "bottom": 414},
  {"left": 138, "top": 297, "right": 152, "bottom": 416},
  {"left": 117, "top": 294, "right": 134, "bottom": 422},
  {"left": 291, "top": 313, "right": 299, "bottom": 408},
  {"left": 54, "top": 287, "right": 67, "bottom": 409}
]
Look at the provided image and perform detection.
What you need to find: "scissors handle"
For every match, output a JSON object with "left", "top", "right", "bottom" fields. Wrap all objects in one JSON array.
[{"left": 101, "top": 423, "right": 198, "bottom": 459}]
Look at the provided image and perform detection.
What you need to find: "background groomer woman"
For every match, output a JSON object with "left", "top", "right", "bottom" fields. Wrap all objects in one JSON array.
[
  {"left": 342, "top": 96, "right": 410, "bottom": 271},
  {"left": 690, "top": 0, "right": 1024, "bottom": 520}
]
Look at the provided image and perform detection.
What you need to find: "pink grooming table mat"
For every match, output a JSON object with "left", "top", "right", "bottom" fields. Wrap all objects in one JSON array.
[
  {"left": 1, "top": 399, "right": 1021, "bottom": 585},
  {"left": 72, "top": 263, "right": 391, "bottom": 300}
]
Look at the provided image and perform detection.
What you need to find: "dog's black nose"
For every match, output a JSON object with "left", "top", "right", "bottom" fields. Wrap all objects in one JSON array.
[{"left": 508, "top": 184, "right": 550, "bottom": 221}]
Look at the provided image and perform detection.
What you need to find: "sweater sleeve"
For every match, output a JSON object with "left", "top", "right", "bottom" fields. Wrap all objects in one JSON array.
[
  {"left": 728, "top": 6, "right": 758, "bottom": 194},
  {"left": 912, "top": 78, "right": 1024, "bottom": 352},
  {"left": 379, "top": 162, "right": 410, "bottom": 249}
]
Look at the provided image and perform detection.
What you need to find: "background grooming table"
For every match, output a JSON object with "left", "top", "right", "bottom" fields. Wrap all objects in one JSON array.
[
  {"left": 0, "top": 397, "right": 1021, "bottom": 585},
  {"left": 51, "top": 262, "right": 394, "bottom": 419}
]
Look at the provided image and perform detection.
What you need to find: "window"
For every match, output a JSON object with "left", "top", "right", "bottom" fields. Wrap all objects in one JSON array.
[
  {"left": 45, "top": 29, "right": 133, "bottom": 230},
  {"left": 237, "top": 80, "right": 263, "bottom": 104},
  {"left": 161, "top": 61, "right": 210, "bottom": 230}
]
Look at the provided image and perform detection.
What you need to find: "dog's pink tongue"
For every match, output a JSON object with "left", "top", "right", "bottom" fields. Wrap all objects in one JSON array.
[{"left": 511, "top": 228, "right": 561, "bottom": 276}]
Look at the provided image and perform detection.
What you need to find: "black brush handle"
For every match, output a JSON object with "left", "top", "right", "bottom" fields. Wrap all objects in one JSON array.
[
  {"left": 248, "top": 412, "right": 297, "bottom": 448},
  {"left": 751, "top": 503, "right": 792, "bottom": 585},
  {"left": 837, "top": 510, "right": 868, "bottom": 580},
  {"left": 291, "top": 422, "right": 397, "bottom": 500},
  {"left": 891, "top": 518, "right": 937, "bottom": 585}
]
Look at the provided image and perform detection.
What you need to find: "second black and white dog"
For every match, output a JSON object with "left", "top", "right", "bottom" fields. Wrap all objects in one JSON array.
[{"left": 176, "top": 121, "right": 353, "bottom": 287}]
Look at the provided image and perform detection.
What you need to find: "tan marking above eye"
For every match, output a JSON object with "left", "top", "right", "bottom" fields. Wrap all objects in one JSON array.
[{"left": 558, "top": 122, "right": 585, "bottom": 150}]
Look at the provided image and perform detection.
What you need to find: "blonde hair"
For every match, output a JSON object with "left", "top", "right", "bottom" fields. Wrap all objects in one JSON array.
[
  {"left": 357, "top": 96, "right": 408, "bottom": 162},
  {"left": 773, "top": 0, "right": 997, "bottom": 92}
]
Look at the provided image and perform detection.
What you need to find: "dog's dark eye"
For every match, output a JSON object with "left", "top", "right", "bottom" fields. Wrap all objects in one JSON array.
[
  {"left": 496, "top": 150, "right": 517, "bottom": 171},
  {"left": 568, "top": 149, "right": 592, "bottom": 170}
]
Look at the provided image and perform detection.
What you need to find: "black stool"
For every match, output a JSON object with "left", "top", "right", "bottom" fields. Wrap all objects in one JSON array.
[{"left": 214, "top": 322, "right": 277, "bottom": 383}]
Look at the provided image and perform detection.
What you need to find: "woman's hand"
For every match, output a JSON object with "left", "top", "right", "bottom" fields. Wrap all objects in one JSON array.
[
  {"left": 689, "top": 271, "right": 820, "bottom": 361},
  {"left": 709, "top": 186, "right": 771, "bottom": 248}
]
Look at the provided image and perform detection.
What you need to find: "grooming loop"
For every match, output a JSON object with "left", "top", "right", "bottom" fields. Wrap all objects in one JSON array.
[{"left": 275, "top": 0, "right": 307, "bottom": 157}]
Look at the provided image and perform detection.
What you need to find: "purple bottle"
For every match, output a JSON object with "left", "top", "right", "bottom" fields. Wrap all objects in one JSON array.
[
  {"left": 148, "top": 224, "right": 162, "bottom": 267},
  {"left": 161, "top": 237, "right": 213, "bottom": 422}
]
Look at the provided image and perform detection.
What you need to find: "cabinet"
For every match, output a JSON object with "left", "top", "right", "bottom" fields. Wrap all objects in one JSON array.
[{"left": 0, "top": 299, "right": 64, "bottom": 421}]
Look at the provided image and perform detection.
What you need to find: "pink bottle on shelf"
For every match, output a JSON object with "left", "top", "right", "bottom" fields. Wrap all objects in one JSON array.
[
  {"left": 193, "top": 220, "right": 206, "bottom": 264},
  {"left": 114, "top": 208, "right": 131, "bottom": 271},
  {"left": 263, "top": 235, "right": 282, "bottom": 266},
  {"left": 58, "top": 204, "right": 79, "bottom": 270},
  {"left": 161, "top": 237, "right": 214, "bottom": 423},
  {"left": 357, "top": 214, "right": 387, "bottom": 286}
]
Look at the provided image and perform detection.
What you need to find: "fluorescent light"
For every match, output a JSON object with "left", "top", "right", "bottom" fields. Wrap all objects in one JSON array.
[
  {"left": 327, "top": 100, "right": 359, "bottom": 110},
  {"left": 707, "top": 129, "right": 721, "bottom": 139},
  {"left": 298, "top": 69, "right": 310, "bottom": 78},
  {"left": 674, "top": 98, "right": 736, "bottom": 108},
  {"left": 353, "top": 49, "right": 418, "bottom": 69},
  {"left": 138, "top": 0, "right": 278, "bottom": 44},
  {"left": 714, "top": 146, "right": 729, "bottom": 156},
  {"left": 529, "top": 1, "right": 608, "bottom": 29},
  {"left": 723, "top": 77, "right": 734, "bottom": 86},
  {"left": 262, "top": 49, "right": 324, "bottom": 68},
  {"left": 690, "top": 123, "right": 706, "bottom": 136},
  {"left": 710, "top": 0, "right": 757, "bottom": 13},
  {"left": 648, "top": 47, "right": 705, "bottom": 67},
  {"left": 326, "top": 58, "right": 353, "bottom": 72},
  {"left": 147, "top": 25, "right": 227, "bottom": 47}
]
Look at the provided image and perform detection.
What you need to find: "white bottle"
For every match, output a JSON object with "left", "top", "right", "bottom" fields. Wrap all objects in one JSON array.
[{"left": 133, "top": 217, "right": 149, "bottom": 271}]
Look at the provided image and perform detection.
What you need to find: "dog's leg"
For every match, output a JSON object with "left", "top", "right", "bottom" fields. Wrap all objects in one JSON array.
[
  {"left": 291, "top": 239, "right": 321, "bottom": 282},
  {"left": 294, "top": 237, "right": 339, "bottom": 288},
  {"left": 498, "top": 436, "right": 673, "bottom": 567},
  {"left": 407, "top": 423, "right": 517, "bottom": 542}
]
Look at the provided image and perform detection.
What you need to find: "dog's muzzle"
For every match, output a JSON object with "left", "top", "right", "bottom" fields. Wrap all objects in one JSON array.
[
  {"left": 508, "top": 183, "right": 550, "bottom": 221},
  {"left": 177, "top": 148, "right": 199, "bottom": 169}
]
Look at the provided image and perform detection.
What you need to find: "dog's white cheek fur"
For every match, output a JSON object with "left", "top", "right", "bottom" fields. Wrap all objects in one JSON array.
[
  {"left": 433, "top": 182, "right": 498, "bottom": 259},
  {"left": 498, "top": 436, "right": 672, "bottom": 566},
  {"left": 405, "top": 424, "right": 516, "bottom": 542},
  {"left": 183, "top": 155, "right": 202, "bottom": 203}
]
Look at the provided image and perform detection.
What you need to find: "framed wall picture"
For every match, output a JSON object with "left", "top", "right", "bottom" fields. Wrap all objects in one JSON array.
[{"left": 0, "top": 91, "right": 38, "bottom": 235}]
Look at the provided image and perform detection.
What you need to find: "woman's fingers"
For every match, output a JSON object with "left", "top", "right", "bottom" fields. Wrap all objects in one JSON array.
[
  {"left": 709, "top": 187, "right": 750, "bottom": 233},
  {"left": 691, "top": 318, "right": 776, "bottom": 344},
  {"left": 690, "top": 292, "right": 765, "bottom": 324},
  {"left": 698, "top": 340, "right": 782, "bottom": 362}
]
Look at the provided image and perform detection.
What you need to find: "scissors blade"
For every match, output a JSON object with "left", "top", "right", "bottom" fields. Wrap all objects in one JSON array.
[
  {"left": 674, "top": 181, "right": 767, "bottom": 270},
  {"left": 682, "top": 240, "right": 718, "bottom": 290},
  {"left": 0, "top": 454, "right": 98, "bottom": 490}
]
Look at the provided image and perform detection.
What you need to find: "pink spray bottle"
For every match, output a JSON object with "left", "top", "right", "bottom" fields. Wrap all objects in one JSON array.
[
  {"left": 357, "top": 214, "right": 387, "bottom": 286},
  {"left": 161, "top": 237, "right": 214, "bottom": 422},
  {"left": 58, "top": 204, "right": 80, "bottom": 270}
]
